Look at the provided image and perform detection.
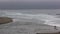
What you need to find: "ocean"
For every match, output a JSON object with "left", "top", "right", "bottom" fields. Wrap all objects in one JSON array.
[{"left": 0, "top": 9, "right": 60, "bottom": 34}]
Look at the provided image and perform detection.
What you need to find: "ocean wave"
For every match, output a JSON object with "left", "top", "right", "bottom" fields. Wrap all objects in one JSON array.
[{"left": 1, "top": 11, "right": 60, "bottom": 27}]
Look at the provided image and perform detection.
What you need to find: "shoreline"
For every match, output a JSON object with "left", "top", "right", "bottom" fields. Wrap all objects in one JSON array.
[{"left": 0, "top": 22, "right": 60, "bottom": 34}]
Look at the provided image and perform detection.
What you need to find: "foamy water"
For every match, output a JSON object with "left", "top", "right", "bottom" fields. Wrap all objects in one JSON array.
[{"left": 1, "top": 9, "right": 60, "bottom": 27}]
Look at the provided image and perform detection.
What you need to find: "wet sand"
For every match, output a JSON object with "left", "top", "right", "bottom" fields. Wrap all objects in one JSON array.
[{"left": 0, "top": 21, "right": 60, "bottom": 34}]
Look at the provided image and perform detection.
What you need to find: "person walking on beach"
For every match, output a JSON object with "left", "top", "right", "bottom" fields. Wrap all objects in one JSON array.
[{"left": 54, "top": 26, "right": 57, "bottom": 30}]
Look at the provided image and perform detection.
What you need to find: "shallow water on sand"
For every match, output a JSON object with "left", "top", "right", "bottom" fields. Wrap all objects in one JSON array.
[{"left": 0, "top": 21, "right": 60, "bottom": 34}]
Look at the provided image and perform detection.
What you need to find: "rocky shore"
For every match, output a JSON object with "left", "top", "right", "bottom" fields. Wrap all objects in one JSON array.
[{"left": 0, "top": 17, "right": 13, "bottom": 24}]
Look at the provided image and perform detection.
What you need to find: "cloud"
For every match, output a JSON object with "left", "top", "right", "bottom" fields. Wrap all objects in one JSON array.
[
  {"left": 0, "top": 0, "right": 60, "bottom": 9},
  {"left": 0, "top": 0, "right": 60, "bottom": 2}
]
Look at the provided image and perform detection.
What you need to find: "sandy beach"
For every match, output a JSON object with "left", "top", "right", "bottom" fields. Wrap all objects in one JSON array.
[{"left": 0, "top": 21, "right": 60, "bottom": 34}]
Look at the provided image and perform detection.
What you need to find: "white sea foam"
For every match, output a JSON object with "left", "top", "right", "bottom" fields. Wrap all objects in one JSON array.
[{"left": 1, "top": 11, "right": 60, "bottom": 27}]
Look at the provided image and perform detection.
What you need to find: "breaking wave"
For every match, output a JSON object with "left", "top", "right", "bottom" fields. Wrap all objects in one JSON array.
[{"left": 1, "top": 11, "right": 60, "bottom": 27}]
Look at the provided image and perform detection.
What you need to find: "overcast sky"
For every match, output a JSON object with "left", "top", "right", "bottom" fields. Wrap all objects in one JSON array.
[
  {"left": 0, "top": 0, "right": 60, "bottom": 2},
  {"left": 0, "top": 0, "right": 60, "bottom": 9}
]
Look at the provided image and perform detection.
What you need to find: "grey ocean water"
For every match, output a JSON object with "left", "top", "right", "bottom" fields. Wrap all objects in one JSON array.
[{"left": 0, "top": 9, "right": 60, "bottom": 34}]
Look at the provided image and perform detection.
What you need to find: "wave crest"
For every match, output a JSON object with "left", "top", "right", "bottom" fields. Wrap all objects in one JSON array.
[{"left": 1, "top": 12, "right": 60, "bottom": 27}]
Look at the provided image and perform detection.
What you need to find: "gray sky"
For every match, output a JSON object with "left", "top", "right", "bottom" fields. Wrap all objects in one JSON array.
[
  {"left": 0, "top": 0, "right": 60, "bottom": 9},
  {"left": 0, "top": 0, "right": 60, "bottom": 2}
]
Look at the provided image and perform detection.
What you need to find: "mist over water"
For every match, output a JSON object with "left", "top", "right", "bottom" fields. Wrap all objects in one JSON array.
[{"left": 0, "top": 9, "right": 60, "bottom": 27}]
